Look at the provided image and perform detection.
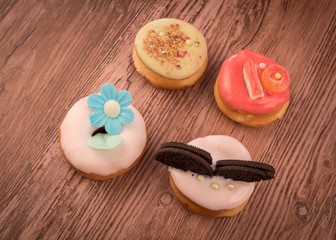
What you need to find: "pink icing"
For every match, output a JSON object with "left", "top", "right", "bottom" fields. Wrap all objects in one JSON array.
[{"left": 217, "top": 50, "right": 290, "bottom": 114}]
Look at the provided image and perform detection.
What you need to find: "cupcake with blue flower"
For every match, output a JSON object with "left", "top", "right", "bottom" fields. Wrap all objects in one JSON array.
[{"left": 59, "top": 83, "right": 147, "bottom": 180}]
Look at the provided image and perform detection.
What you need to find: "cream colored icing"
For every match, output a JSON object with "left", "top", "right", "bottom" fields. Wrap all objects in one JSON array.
[
  {"left": 60, "top": 97, "right": 147, "bottom": 176},
  {"left": 169, "top": 135, "right": 255, "bottom": 211},
  {"left": 134, "top": 18, "right": 207, "bottom": 79}
]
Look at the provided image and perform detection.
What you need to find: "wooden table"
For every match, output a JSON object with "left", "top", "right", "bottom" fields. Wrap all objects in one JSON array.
[{"left": 1, "top": 0, "right": 335, "bottom": 239}]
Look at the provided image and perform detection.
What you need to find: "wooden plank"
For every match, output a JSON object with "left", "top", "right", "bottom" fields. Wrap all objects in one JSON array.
[
  {"left": 0, "top": 0, "right": 335, "bottom": 239},
  {"left": 307, "top": 177, "right": 336, "bottom": 240}
]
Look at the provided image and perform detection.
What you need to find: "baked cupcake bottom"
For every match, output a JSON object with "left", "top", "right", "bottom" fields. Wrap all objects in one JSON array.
[
  {"left": 132, "top": 46, "right": 207, "bottom": 89},
  {"left": 214, "top": 79, "right": 289, "bottom": 127},
  {"left": 169, "top": 174, "right": 249, "bottom": 217}
]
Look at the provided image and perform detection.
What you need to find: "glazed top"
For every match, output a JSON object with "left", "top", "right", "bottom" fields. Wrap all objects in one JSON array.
[
  {"left": 217, "top": 50, "right": 290, "bottom": 114},
  {"left": 169, "top": 135, "right": 255, "bottom": 211},
  {"left": 60, "top": 98, "right": 147, "bottom": 176},
  {"left": 134, "top": 18, "right": 207, "bottom": 79}
]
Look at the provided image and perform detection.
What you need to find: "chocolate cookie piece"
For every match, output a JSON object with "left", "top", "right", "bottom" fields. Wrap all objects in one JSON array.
[
  {"left": 214, "top": 166, "right": 268, "bottom": 182},
  {"left": 155, "top": 142, "right": 276, "bottom": 182},
  {"left": 216, "top": 159, "right": 275, "bottom": 179},
  {"left": 161, "top": 142, "right": 212, "bottom": 165},
  {"left": 154, "top": 147, "right": 213, "bottom": 176}
]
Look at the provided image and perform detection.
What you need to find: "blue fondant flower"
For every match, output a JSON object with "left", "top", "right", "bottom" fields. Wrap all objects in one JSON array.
[{"left": 87, "top": 83, "right": 134, "bottom": 135}]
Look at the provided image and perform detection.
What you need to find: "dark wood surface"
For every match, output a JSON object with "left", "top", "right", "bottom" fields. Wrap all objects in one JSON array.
[{"left": 0, "top": 0, "right": 335, "bottom": 239}]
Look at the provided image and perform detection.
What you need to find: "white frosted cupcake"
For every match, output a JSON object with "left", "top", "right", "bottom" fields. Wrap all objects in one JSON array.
[
  {"left": 59, "top": 83, "right": 147, "bottom": 180},
  {"left": 155, "top": 135, "right": 275, "bottom": 217}
]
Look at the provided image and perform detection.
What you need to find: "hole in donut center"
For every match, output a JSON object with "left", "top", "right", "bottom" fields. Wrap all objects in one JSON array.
[{"left": 92, "top": 127, "right": 107, "bottom": 137}]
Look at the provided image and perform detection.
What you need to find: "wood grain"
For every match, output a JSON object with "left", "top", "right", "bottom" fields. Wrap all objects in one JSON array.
[{"left": 0, "top": 0, "right": 335, "bottom": 239}]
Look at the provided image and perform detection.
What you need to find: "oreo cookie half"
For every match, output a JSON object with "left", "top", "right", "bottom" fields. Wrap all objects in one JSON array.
[
  {"left": 154, "top": 144, "right": 213, "bottom": 176},
  {"left": 161, "top": 142, "right": 212, "bottom": 165},
  {"left": 214, "top": 166, "right": 268, "bottom": 182},
  {"left": 216, "top": 159, "right": 275, "bottom": 180},
  {"left": 216, "top": 160, "right": 275, "bottom": 174}
]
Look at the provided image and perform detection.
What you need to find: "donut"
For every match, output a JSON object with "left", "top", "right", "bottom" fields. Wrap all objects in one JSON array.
[
  {"left": 214, "top": 50, "right": 290, "bottom": 127},
  {"left": 154, "top": 135, "right": 275, "bottom": 217},
  {"left": 133, "top": 18, "right": 208, "bottom": 89},
  {"left": 59, "top": 84, "right": 147, "bottom": 180}
]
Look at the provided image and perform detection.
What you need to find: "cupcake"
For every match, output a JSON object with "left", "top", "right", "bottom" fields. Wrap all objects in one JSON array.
[
  {"left": 133, "top": 18, "right": 208, "bottom": 89},
  {"left": 59, "top": 83, "right": 148, "bottom": 180},
  {"left": 154, "top": 135, "right": 275, "bottom": 217},
  {"left": 214, "top": 50, "right": 290, "bottom": 127}
]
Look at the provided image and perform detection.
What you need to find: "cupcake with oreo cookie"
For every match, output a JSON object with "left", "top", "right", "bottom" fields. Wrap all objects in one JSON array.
[{"left": 155, "top": 135, "right": 275, "bottom": 217}]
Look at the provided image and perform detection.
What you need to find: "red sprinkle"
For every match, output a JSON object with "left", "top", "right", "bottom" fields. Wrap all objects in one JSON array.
[
  {"left": 181, "top": 35, "right": 189, "bottom": 40},
  {"left": 266, "top": 90, "right": 274, "bottom": 96},
  {"left": 178, "top": 51, "right": 185, "bottom": 57}
]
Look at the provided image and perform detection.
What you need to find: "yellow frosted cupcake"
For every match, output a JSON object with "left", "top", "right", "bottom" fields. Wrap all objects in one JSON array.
[{"left": 133, "top": 18, "right": 208, "bottom": 89}]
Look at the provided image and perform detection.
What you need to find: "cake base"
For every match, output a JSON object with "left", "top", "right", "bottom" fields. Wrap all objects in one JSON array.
[
  {"left": 169, "top": 174, "right": 249, "bottom": 217},
  {"left": 214, "top": 79, "right": 289, "bottom": 127}
]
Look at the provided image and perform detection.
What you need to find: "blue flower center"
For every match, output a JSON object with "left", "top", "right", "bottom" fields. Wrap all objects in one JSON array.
[{"left": 104, "top": 100, "right": 120, "bottom": 118}]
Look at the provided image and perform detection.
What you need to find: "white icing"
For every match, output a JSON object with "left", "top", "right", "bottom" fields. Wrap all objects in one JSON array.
[
  {"left": 60, "top": 97, "right": 147, "bottom": 176},
  {"left": 169, "top": 135, "right": 255, "bottom": 211}
]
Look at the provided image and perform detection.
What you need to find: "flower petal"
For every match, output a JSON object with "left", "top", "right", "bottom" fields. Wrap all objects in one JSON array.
[
  {"left": 116, "top": 90, "right": 132, "bottom": 107},
  {"left": 100, "top": 83, "right": 117, "bottom": 101},
  {"left": 118, "top": 108, "right": 134, "bottom": 124},
  {"left": 88, "top": 94, "right": 105, "bottom": 110},
  {"left": 105, "top": 118, "right": 122, "bottom": 135},
  {"left": 89, "top": 110, "right": 108, "bottom": 127},
  {"left": 88, "top": 134, "right": 122, "bottom": 150}
]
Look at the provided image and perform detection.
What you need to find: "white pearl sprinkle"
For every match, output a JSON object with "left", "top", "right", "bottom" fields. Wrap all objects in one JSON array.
[
  {"left": 259, "top": 62, "right": 266, "bottom": 69},
  {"left": 211, "top": 182, "right": 220, "bottom": 190},
  {"left": 196, "top": 175, "right": 205, "bottom": 182},
  {"left": 227, "top": 184, "right": 235, "bottom": 191}
]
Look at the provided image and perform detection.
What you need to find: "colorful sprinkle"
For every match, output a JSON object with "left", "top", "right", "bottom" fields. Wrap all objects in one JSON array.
[
  {"left": 227, "top": 184, "right": 235, "bottom": 191},
  {"left": 275, "top": 73, "right": 282, "bottom": 79},
  {"left": 178, "top": 51, "right": 185, "bottom": 57},
  {"left": 266, "top": 90, "right": 274, "bottom": 96},
  {"left": 181, "top": 34, "right": 190, "bottom": 40},
  {"left": 197, "top": 175, "right": 205, "bottom": 182},
  {"left": 185, "top": 39, "right": 192, "bottom": 46},
  {"left": 143, "top": 24, "right": 186, "bottom": 68},
  {"left": 211, "top": 182, "right": 220, "bottom": 190},
  {"left": 259, "top": 63, "right": 266, "bottom": 69}
]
